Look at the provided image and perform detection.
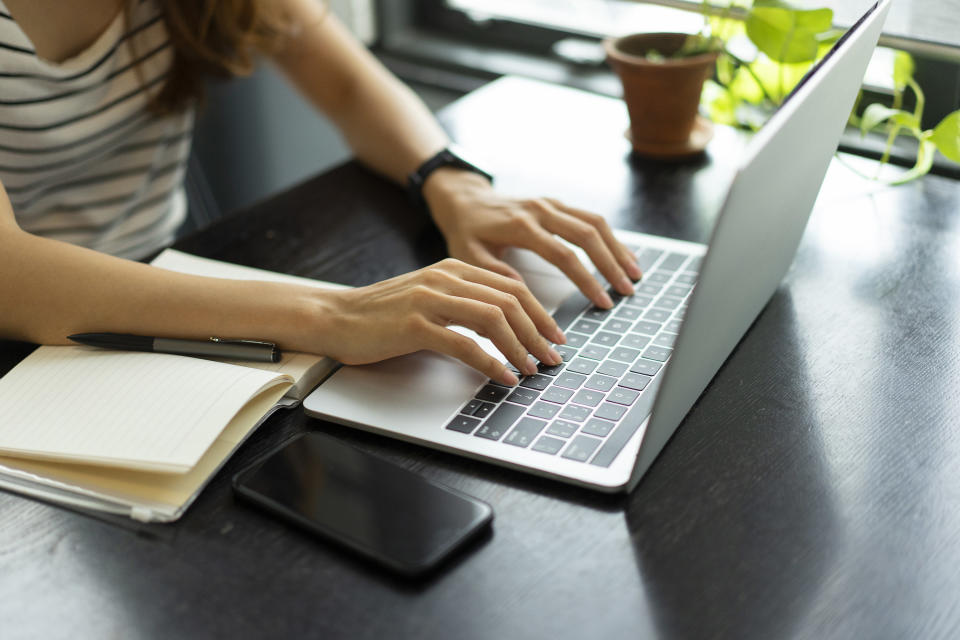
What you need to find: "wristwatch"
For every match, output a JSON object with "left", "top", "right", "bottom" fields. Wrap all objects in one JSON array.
[{"left": 406, "top": 145, "right": 494, "bottom": 215}]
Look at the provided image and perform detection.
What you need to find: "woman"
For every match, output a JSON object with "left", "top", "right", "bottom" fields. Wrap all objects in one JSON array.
[{"left": 0, "top": 0, "right": 641, "bottom": 386}]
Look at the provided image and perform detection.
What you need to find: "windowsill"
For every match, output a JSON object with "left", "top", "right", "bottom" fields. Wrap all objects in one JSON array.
[{"left": 377, "top": 27, "right": 960, "bottom": 181}]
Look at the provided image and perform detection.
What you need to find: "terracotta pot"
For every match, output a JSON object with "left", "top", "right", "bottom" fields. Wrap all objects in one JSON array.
[{"left": 605, "top": 33, "right": 718, "bottom": 156}]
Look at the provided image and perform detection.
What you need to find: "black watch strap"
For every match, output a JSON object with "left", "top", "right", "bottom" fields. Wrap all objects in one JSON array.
[{"left": 406, "top": 147, "right": 493, "bottom": 215}]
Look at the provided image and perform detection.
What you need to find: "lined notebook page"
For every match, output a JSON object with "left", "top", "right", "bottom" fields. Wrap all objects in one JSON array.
[{"left": 0, "top": 346, "right": 292, "bottom": 472}]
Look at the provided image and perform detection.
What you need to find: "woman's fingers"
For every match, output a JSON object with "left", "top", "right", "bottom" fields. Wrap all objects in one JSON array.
[
  {"left": 435, "top": 274, "right": 562, "bottom": 367},
  {"left": 419, "top": 323, "right": 520, "bottom": 386},
  {"left": 512, "top": 222, "right": 615, "bottom": 309},
  {"left": 547, "top": 198, "right": 642, "bottom": 281},
  {"left": 421, "top": 291, "right": 537, "bottom": 375},
  {"left": 536, "top": 205, "right": 635, "bottom": 297},
  {"left": 441, "top": 258, "right": 566, "bottom": 345}
]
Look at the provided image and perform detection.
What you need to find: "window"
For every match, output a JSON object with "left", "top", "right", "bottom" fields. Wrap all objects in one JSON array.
[{"left": 376, "top": 0, "right": 960, "bottom": 175}]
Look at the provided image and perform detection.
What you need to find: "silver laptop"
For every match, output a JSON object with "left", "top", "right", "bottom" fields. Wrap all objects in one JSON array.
[{"left": 304, "top": 0, "right": 891, "bottom": 492}]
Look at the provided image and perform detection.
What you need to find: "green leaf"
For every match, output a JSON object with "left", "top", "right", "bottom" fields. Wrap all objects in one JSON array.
[
  {"left": 893, "top": 51, "right": 915, "bottom": 91},
  {"left": 860, "top": 104, "right": 920, "bottom": 136},
  {"left": 702, "top": 80, "right": 738, "bottom": 126},
  {"left": 891, "top": 139, "right": 936, "bottom": 185},
  {"left": 730, "top": 67, "right": 766, "bottom": 104},
  {"left": 746, "top": 5, "right": 834, "bottom": 64},
  {"left": 930, "top": 111, "right": 960, "bottom": 163}
]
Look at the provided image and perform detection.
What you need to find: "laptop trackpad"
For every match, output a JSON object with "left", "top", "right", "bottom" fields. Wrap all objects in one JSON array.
[{"left": 304, "top": 349, "right": 488, "bottom": 436}]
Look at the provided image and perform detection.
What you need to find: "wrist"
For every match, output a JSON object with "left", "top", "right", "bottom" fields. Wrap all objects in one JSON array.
[
  {"left": 422, "top": 168, "right": 495, "bottom": 223},
  {"left": 407, "top": 146, "right": 493, "bottom": 219}
]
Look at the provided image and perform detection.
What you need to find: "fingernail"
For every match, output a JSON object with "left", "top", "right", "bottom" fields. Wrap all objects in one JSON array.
[
  {"left": 501, "top": 369, "right": 519, "bottom": 386},
  {"left": 548, "top": 347, "right": 563, "bottom": 365},
  {"left": 599, "top": 291, "right": 614, "bottom": 309},
  {"left": 524, "top": 355, "right": 538, "bottom": 376},
  {"left": 617, "top": 276, "right": 634, "bottom": 294},
  {"left": 626, "top": 262, "right": 643, "bottom": 280},
  {"left": 552, "top": 327, "right": 567, "bottom": 344}
]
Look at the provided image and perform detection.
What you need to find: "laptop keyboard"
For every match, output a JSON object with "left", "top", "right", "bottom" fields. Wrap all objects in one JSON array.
[{"left": 445, "top": 245, "right": 701, "bottom": 467}]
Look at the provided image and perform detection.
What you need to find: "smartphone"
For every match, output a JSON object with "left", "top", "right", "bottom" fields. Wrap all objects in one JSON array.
[{"left": 233, "top": 432, "right": 493, "bottom": 577}]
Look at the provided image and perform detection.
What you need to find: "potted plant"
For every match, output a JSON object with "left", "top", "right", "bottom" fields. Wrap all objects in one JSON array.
[
  {"left": 604, "top": 31, "right": 721, "bottom": 158},
  {"left": 606, "top": 0, "right": 960, "bottom": 181}
]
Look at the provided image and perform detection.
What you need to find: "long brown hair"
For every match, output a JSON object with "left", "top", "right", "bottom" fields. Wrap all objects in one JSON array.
[{"left": 128, "top": 0, "right": 294, "bottom": 114}]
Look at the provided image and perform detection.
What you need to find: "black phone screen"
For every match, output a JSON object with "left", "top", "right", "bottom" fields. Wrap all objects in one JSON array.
[{"left": 233, "top": 432, "right": 493, "bottom": 576}]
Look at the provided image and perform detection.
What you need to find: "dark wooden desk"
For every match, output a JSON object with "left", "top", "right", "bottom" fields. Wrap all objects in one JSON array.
[{"left": 4, "top": 76, "right": 960, "bottom": 640}]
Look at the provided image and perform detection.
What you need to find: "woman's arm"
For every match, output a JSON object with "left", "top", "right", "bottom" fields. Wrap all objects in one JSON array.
[
  {"left": 269, "top": 0, "right": 642, "bottom": 309},
  {"left": 0, "top": 183, "right": 561, "bottom": 385}
]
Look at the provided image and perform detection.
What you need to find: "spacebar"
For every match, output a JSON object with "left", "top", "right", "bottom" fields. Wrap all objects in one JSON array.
[{"left": 590, "top": 376, "right": 662, "bottom": 467}]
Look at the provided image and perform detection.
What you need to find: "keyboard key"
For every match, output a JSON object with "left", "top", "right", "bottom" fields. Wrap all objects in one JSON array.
[
  {"left": 591, "top": 379, "right": 661, "bottom": 467},
  {"left": 559, "top": 404, "right": 591, "bottom": 422},
  {"left": 675, "top": 273, "right": 697, "bottom": 285},
  {"left": 528, "top": 401, "right": 562, "bottom": 420},
  {"left": 584, "top": 374, "right": 617, "bottom": 392},
  {"left": 636, "top": 248, "right": 664, "bottom": 272},
  {"left": 581, "top": 418, "right": 616, "bottom": 437},
  {"left": 665, "top": 320, "right": 683, "bottom": 333},
  {"left": 623, "top": 294, "right": 654, "bottom": 308},
  {"left": 570, "top": 319, "right": 601, "bottom": 334},
  {"left": 653, "top": 295, "right": 682, "bottom": 310},
  {"left": 609, "top": 347, "right": 641, "bottom": 363},
  {"left": 597, "top": 360, "right": 629, "bottom": 377},
  {"left": 542, "top": 386, "right": 575, "bottom": 404},
  {"left": 504, "top": 417, "right": 547, "bottom": 448},
  {"left": 646, "top": 271, "right": 671, "bottom": 284},
  {"left": 555, "top": 371, "right": 587, "bottom": 389},
  {"left": 666, "top": 284, "right": 692, "bottom": 297},
  {"left": 594, "top": 402, "right": 628, "bottom": 422},
  {"left": 461, "top": 399, "right": 483, "bottom": 415},
  {"left": 475, "top": 384, "right": 510, "bottom": 403},
  {"left": 632, "top": 320, "right": 661, "bottom": 335},
  {"left": 473, "top": 402, "right": 496, "bottom": 419},
  {"left": 620, "top": 334, "right": 651, "bottom": 350},
  {"left": 620, "top": 372, "right": 652, "bottom": 391},
  {"left": 580, "top": 345, "right": 610, "bottom": 360},
  {"left": 609, "top": 386, "right": 640, "bottom": 406},
  {"left": 506, "top": 388, "right": 539, "bottom": 406},
  {"left": 475, "top": 402, "right": 525, "bottom": 440},
  {"left": 567, "top": 358, "right": 598, "bottom": 375},
  {"left": 642, "top": 346, "right": 672, "bottom": 362},
  {"left": 590, "top": 331, "right": 621, "bottom": 347},
  {"left": 565, "top": 332, "right": 589, "bottom": 347},
  {"left": 630, "top": 359, "right": 662, "bottom": 376},
  {"left": 537, "top": 362, "right": 564, "bottom": 376},
  {"left": 582, "top": 307, "right": 613, "bottom": 321},
  {"left": 532, "top": 436, "right": 566, "bottom": 455},
  {"left": 659, "top": 252, "right": 688, "bottom": 271},
  {"left": 555, "top": 345, "right": 578, "bottom": 361},
  {"left": 561, "top": 435, "right": 603, "bottom": 462},
  {"left": 520, "top": 374, "right": 552, "bottom": 390},
  {"left": 603, "top": 318, "right": 633, "bottom": 334},
  {"left": 637, "top": 283, "right": 662, "bottom": 296},
  {"left": 653, "top": 333, "right": 677, "bottom": 347},
  {"left": 571, "top": 389, "right": 604, "bottom": 407},
  {"left": 688, "top": 256, "right": 703, "bottom": 272},
  {"left": 446, "top": 414, "right": 481, "bottom": 434},
  {"left": 546, "top": 419, "right": 579, "bottom": 438},
  {"left": 643, "top": 308, "right": 671, "bottom": 323},
  {"left": 614, "top": 306, "right": 642, "bottom": 321}
]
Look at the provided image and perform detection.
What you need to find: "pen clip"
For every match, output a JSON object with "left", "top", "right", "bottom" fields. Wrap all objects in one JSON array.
[{"left": 209, "top": 337, "right": 277, "bottom": 348}]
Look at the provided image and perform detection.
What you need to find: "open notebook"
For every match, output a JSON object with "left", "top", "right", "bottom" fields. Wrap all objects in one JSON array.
[{"left": 0, "top": 250, "right": 346, "bottom": 522}]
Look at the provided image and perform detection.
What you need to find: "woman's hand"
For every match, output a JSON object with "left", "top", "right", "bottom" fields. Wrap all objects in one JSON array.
[
  {"left": 423, "top": 168, "right": 643, "bottom": 310},
  {"left": 309, "top": 259, "right": 566, "bottom": 386}
]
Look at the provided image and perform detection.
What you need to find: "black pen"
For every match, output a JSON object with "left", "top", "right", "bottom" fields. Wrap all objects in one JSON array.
[{"left": 67, "top": 333, "right": 281, "bottom": 363}]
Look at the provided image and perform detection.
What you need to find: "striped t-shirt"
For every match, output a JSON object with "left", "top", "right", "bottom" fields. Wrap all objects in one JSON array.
[{"left": 0, "top": 0, "right": 192, "bottom": 259}]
